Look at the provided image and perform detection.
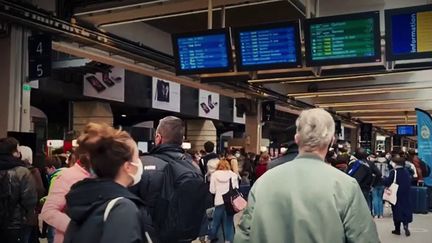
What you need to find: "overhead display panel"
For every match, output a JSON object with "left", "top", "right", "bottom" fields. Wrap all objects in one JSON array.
[
  {"left": 385, "top": 5, "right": 432, "bottom": 61},
  {"left": 304, "top": 11, "right": 381, "bottom": 66},
  {"left": 397, "top": 125, "right": 416, "bottom": 136},
  {"left": 172, "top": 29, "right": 233, "bottom": 75},
  {"left": 233, "top": 21, "right": 302, "bottom": 71}
]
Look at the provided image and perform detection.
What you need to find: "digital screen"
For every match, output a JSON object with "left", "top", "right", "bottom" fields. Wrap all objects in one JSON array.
[
  {"left": 386, "top": 5, "right": 432, "bottom": 60},
  {"left": 172, "top": 30, "right": 232, "bottom": 74},
  {"left": 305, "top": 11, "right": 381, "bottom": 66},
  {"left": 397, "top": 125, "right": 416, "bottom": 136},
  {"left": 234, "top": 22, "right": 301, "bottom": 70}
]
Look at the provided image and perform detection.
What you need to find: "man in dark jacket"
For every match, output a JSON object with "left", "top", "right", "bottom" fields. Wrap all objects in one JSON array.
[
  {"left": 134, "top": 116, "right": 206, "bottom": 243},
  {"left": 0, "top": 137, "right": 37, "bottom": 243},
  {"left": 199, "top": 141, "right": 218, "bottom": 177},
  {"left": 267, "top": 142, "right": 298, "bottom": 170}
]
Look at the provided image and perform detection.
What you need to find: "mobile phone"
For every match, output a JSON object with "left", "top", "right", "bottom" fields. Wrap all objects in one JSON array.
[
  {"left": 200, "top": 103, "right": 211, "bottom": 114},
  {"left": 86, "top": 76, "right": 106, "bottom": 92},
  {"left": 102, "top": 73, "right": 115, "bottom": 87},
  {"left": 208, "top": 95, "right": 214, "bottom": 109}
]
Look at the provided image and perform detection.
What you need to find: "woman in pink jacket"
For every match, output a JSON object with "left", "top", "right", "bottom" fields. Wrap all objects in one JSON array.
[{"left": 41, "top": 151, "right": 91, "bottom": 243}]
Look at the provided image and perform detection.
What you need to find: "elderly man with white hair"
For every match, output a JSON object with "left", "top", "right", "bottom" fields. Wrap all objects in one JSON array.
[{"left": 235, "top": 108, "right": 379, "bottom": 243}]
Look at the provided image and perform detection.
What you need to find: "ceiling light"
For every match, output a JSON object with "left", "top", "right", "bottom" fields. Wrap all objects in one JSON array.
[
  {"left": 99, "top": 0, "right": 283, "bottom": 28},
  {"left": 74, "top": 0, "right": 170, "bottom": 16},
  {"left": 317, "top": 98, "right": 432, "bottom": 108},
  {"left": 121, "top": 114, "right": 127, "bottom": 117},
  {"left": 336, "top": 109, "right": 414, "bottom": 113}
]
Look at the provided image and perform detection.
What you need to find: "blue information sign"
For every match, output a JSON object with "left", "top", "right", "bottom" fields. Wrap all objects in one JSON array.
[
  {"left": 239, "top": 27, "right": 297, "bottom": 66},
  {"left": 233, "top": 22, "right": 301, "bottom": 71},
  {"left": 175, "top": 33, "right": 230, "bottom": 73}
]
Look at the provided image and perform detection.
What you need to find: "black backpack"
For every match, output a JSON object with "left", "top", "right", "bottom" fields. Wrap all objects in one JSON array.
[
  {"left": 348, "top": 160, "right": 373, "bottom": 190},
  {"left": 0, "top": 170, "right": 13, "bottom": 229},
  {"left": 152, "top": 153, "right": 208, "bottom": 242}
]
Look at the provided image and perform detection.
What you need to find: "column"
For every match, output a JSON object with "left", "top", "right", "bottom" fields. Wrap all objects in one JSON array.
[
  {"left": 245, "top": 101, "right": 262, "bottom": 154},
  {"left": 186, "top": 120, "right": 217, "bottom": 151},
  {"left": 72, "top": 101, "right": 113, "bottom": 132},
  {"left": 0, "top": 25, "right": 31, "bottom": 137}
]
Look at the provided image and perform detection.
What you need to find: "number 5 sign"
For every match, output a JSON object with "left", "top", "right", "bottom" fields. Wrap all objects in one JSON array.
[{"left": 28, "top": 34, "right": 52, "bottom": 80}]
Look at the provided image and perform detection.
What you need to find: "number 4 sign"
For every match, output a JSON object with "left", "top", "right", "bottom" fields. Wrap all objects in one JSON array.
[{"left": 28, "top": 34, "right": 52, "bottom": 80}]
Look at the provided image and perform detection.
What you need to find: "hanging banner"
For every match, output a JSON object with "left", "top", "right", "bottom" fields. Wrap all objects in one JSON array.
[
  {"left": 152, "top": 77, "right": 181, "bottom": 112},
  {"left": 416, "top": 108, "right": 432, "bottom": 186},
  {"left": 199, "top": 90, "right": 219, "bottom": 120},
  {"left": 83, "top": 66, "right": 125, "bottom": 102}
]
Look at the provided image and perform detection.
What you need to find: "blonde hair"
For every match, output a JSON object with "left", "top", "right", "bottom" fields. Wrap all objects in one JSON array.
[
  {"left": 217, "top": 159, "right": 231, "bottom": 171},
  {"left": 296, "top": 108, "right": 335, "bottom": 152}
]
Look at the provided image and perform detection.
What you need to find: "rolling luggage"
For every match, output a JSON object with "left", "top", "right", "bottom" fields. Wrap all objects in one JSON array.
[{"left": 411, "top": 186, "right": 428, "bottom": 214}]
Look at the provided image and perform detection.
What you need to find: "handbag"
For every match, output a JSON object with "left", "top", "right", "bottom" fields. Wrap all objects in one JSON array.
[
  {"left": 383, "top": 170, "right": 399, "bottom": 205},
  {"left": 222, "top": 179, "right": 247, "bottom": 216}
]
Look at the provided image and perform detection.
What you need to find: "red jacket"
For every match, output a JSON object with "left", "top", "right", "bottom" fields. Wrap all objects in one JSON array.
[{"left": 255, "top": 163, "right": 268, "bottom": 179}]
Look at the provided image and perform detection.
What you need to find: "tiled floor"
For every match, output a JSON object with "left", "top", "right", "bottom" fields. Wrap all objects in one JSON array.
[
  {"left": 41, "top": 213, "right": 432, "bottom": 243},
  {"left": 376, "top": 213, "right": 432, "bottom": 243}
]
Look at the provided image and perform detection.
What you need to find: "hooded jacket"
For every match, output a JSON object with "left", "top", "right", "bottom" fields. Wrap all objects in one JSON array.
[
  {"left": 209, "top": 170, "right": 239, "bottom": 206},
  {"left": 0, "top": 154, "right": 37, "bottom": 229},
  {"left": 64, "top": 178, "right": 153, "bottom": 243},
  {"left": 40, "top": 162, "right": 90, "bottom": 243}
]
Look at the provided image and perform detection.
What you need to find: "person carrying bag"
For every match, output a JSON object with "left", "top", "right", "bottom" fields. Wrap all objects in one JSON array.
[{"left": 383, "top": 170, "right": 398, "bottom": 205}]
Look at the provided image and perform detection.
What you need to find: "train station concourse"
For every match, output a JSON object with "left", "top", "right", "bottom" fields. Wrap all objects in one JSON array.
[{"left": 0, "top": 0, "right": 432, "bottom": 243}]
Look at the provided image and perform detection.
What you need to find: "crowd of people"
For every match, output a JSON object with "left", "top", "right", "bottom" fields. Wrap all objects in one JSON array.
[{"left": 0, "top": 109, "right": 428, "bottom": 243}]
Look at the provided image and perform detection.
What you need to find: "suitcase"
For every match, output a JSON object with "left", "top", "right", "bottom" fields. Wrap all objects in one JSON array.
[{"left": 411, "top": 186, "right": 428, "bottom": 214}]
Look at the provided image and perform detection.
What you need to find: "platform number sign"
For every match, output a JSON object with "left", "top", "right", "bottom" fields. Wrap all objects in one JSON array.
[{"left": 28, "top": 34, "right": 52, "bottom": 80}]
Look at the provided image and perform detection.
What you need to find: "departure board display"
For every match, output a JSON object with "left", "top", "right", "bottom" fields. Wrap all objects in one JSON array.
[
  {"left": 385, "top": 5, "right": 432, "bottom": 60},
  {"left": 304, "top": 11, "right": 381, "bottom": 66},
  {"left": 233, "top": 21, "right": 301, "bottom": 71},
  {"left": 397, "top": 125, "right": 416, "bottom": 136},
  {"left": 172, "top": 29, "right": 232, "bottom": 75}
]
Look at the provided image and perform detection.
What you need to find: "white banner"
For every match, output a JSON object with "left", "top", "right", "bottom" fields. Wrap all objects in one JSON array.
[
  {"left": 83, "top": 67, "right": 125, "bottom": 102},
  {"left": 152, "top": 77, "right": 181, "bottom": 113},
  {"left": 199, "top": 90, "right": 219, "bottom": 120}
]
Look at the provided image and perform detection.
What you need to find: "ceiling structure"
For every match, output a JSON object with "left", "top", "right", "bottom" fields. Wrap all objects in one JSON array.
[{"left": 68, "top": 0, "right": 432, "bottom": 134}]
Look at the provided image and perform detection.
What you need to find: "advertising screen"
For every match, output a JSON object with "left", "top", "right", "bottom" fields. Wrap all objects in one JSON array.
[
  {"left": 304, "top": 11, "right": 381, "bottom": 66},
  {"left": 172, "top": 29, "right": 232, "bottom": 75},
  {"left": 397, "top": 125, "right": 416, "bottom": 136},
  {"left": 233, "top": 21, "right": 302, "bottom": 71},
  {"left": 385, "top": 5, "right": 432, "bottom": 60}
]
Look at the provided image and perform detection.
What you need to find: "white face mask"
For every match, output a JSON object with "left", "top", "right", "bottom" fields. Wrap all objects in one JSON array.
[
  {"left": 128, "top": 160, "right": 143, "bottom": 186},
  {"left": 235, "top": 152, "right": 241, "bottom": 158}
]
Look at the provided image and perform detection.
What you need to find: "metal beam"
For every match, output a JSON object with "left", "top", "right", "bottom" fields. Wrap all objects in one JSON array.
[
  {"left": 290, "top": 85, "right": 432, "bottom": 98},
  {"left": 317, "top": 98, "right": 432, "bottom": 108},
  {"left": 52, "top": 41, "right": 247, "bottom": 98}
]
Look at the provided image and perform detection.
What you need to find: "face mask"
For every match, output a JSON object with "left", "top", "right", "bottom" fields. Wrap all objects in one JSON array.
[
  {"left": 235, "top": 153, "right": 241, "bottom": 158},
  {"left": 128, "top": 160, "right": 143, "bottom": 186},
  {"left": 280, "top": 147, "right": 288, "bottom": 154}
]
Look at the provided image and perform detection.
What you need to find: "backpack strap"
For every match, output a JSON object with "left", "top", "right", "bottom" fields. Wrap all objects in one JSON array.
[{"left": 103, "top": 197, "right": 124, "bottom": 222}]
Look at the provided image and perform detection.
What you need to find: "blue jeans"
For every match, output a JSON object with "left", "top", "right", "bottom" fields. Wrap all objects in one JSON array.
[
  {"left": 372, "top": 186, "right": 385, "bottom": 217},
  {"left": 208, "top": 205, "right": 234, "bottom": 242}
]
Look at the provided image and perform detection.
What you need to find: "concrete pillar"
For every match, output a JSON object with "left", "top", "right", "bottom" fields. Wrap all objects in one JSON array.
[
  {"left": 245, "top": 101, "right": 262, "bottom": 154},
  {"left": 0, "top": 25, "right": 31, "bottom": 137},
  {"left": 73, "top": 102, "right": 113, "bottom": 132},
  {"left": 186, "top": 120, "right": 217, "bottom": 151}
]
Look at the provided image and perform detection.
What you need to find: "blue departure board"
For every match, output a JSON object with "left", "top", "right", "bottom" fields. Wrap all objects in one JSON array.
[
  {"left": 233, "top": 22, "right": 301, "bottom": 71},
  {"left": 397, "top": 125, "right": 416, "bottom": 136},
  {"left": 172, "top": 30, "right": 232, "bottom": 75},
  {"left": 385, "top": 5, "right": 432, "bottom": 60}
]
